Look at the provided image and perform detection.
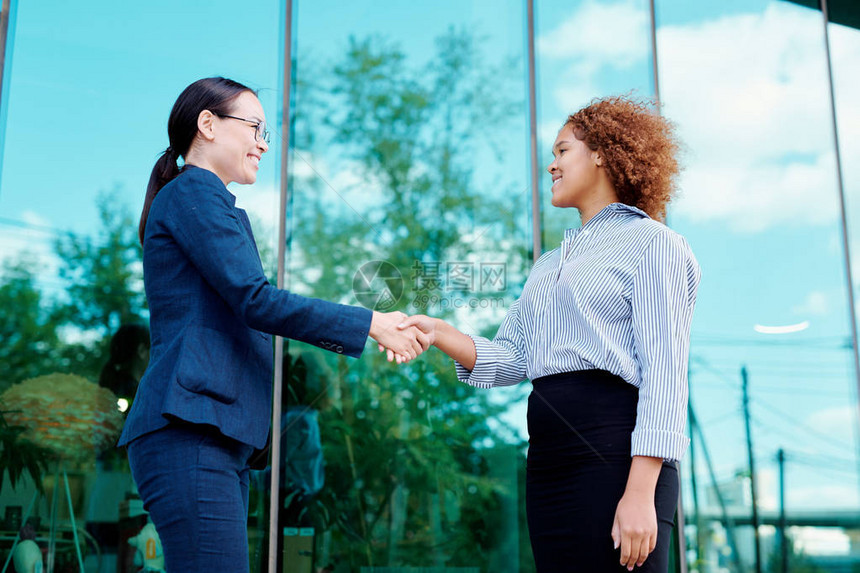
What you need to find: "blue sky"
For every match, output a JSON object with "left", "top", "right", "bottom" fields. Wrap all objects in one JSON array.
[{"left": 1, "top": 0, "right": 859, "bottom": 536}]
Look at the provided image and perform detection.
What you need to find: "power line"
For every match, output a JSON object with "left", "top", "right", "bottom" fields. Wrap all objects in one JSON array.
[
  {"left": 692, "top": 334, "right": 851, "bottom": 349},
  {"left": 752, "top": 399, "right": 854, "bottom": 453}
]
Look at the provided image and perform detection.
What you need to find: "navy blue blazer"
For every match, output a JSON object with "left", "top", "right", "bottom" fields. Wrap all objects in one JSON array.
[{"left": 119, "top": 166, "right": 372, "bottom": 450}]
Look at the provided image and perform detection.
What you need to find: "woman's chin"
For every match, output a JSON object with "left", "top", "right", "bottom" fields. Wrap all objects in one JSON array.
[{"left": 550, "top": 194, "right": 569, "bottom": 209}]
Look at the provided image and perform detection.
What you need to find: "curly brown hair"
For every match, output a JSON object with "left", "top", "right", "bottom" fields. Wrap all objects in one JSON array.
[{"left": 566, "top": 95, "right": 681, "bottom": 221}]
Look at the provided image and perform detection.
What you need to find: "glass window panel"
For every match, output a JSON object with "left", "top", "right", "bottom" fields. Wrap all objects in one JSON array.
[
  {"left": 536, "top": 0, "right": 654, "bottom": 247},
  {"left": 656, "top": 0, "right": 860, "bottom": 570},
  {"left": 287, "top": 0, "right": 532, "bottom": 570},
  {"left": 0, "top": 1, "right": 281, "bottom": 571},
  {"left": 830, "top": 0, "right": 860, "bottom": 432}
]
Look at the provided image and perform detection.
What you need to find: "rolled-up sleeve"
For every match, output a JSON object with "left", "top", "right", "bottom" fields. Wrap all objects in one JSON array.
[
  {"left": 630, "top": 231, "right": 701, "bottom": 461},
  {"left": 454, "top": 299, "right": 528, "bottom": 388}
]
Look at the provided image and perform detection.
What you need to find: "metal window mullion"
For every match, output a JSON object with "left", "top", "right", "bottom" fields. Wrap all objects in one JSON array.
[
  {"left": 648, "top": 1, "right": 688, "bottom": 571},
  {"left": 0, "top": 0, "right": 16, "bottom": 184},
  {"left": 269, "top": 0, "right": 295, "bottom": 569},
  {"left": 527, "top": 0, "right": 541, "bottom": 263},
  {"left": 819, "top": 0, "right": 860, "bottom": 495}
]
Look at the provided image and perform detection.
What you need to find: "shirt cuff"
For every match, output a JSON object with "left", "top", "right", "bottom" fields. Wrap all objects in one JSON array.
[
  {"left": 454, "top": 335, "right": 497, "bottom": 389},
  {"left": 630, "top": 428, "right": 690, "bottom": 462}
]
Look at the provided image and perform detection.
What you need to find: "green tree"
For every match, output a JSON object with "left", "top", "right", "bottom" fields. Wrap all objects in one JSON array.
[
  {"left": 52, "top": 189, "right": 147, "bottom": 380},
  {"left": 0, "top": 190, "right": 147, "bottom": 389},
  {"left": 0, "top": 256, "right": 63, "bottom": 393}
]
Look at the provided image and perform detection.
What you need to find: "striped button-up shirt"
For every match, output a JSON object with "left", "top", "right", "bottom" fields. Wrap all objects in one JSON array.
[{"left": 455, "top": 202, "right": 701, "bottom": 461}]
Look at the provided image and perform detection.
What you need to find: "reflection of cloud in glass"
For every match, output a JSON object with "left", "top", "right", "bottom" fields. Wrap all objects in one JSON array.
[
  {"left": 805, "top": 405, "right": 854, "bottom": 443},
  {"left": 538, "top": 0, "right": 648, "bottom": 63},
  {"left": 0, "top": 210, "right": 63, "bottom": 291},
  {"left": 659, "top": 3, "right": 854, "bottom": 232},
  {"left": 792, "top": 290, "right": 830, "bottom": 317},
  {"left": 537, "top": 0, "right": 649, "bottom": 119},
  {"left": 536, "top": 0, "right": 650, "bottom": 127}
]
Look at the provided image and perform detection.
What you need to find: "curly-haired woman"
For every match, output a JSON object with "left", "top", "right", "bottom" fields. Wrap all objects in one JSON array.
[{"left": 400, "top": 95, "right": 701, "bottom": 572}]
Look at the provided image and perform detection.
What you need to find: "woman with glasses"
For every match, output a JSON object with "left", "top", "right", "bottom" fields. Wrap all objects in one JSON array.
[
  {"left": 118, "top": 77, "right": 428, "bottom": 572},
  {"left": 400, "top": 95, "right": 701, "bottom": 572}
]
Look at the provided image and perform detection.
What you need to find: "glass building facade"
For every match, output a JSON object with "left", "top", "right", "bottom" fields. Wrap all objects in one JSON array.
[{"left": 0, "top": 0, "right": 857, "bottom": 571}]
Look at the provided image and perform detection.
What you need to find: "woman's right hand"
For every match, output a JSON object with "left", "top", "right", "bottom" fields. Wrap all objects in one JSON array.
[
  {"left": 397, "top": 315, "right": 437, "bottom": 346},
  {"left": 369, "top": 311, "right": 429, "bottom": 363},
  {"left": 397, "top": 314, "right": 476, "bottom": 370}
]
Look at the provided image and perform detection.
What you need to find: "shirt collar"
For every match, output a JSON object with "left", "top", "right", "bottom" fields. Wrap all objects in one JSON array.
[{"left": 563, "top": 202, "right": 650, "bottom": 241}]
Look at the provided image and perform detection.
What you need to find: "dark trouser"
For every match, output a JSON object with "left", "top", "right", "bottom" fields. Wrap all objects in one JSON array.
[
  {"left": 526, "top": 370, "right": 679, "bottom": 573},
  {"left": 127, "top": 423, "right": 254, "bottom": 573}
]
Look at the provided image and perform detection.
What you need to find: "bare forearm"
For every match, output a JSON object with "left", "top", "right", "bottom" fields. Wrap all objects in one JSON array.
[
  {"left": 624, "top": 455, "right": 663, "bottom": 498},
  {"left": 433, "top": 318, "right": 477, "bottom": 370}
]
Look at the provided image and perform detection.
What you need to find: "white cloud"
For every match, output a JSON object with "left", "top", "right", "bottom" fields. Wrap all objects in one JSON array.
[
  {"left": 674, "top": 153, "right": 839, "bottom": 232},
  {"left": 803, "top": 405, "right": 856, "bottom": 449},
  {"left": 536, "top": 2, "right": 857, "bottom": 233},
  {"left": 538, "top": 0, "right": 650, "bottom": 119},
  {"left": 792, "top": 290, "right": 829, "bottom": 317},
  {"left": 789, "top": 484, "right": 860, "bottom": 511},
  {"left": 231, "top": 182, "right": 280, "bottom": 256},
  {"left": 538, "top": 0, "right": 648, "bottom": 66},
  {"left": 289, "top": 148, "right": 388, "bottom": 221},
  {"left": 658, "top": 3, "right": 854, "bottom": 232},
  {"left": 792, "top": 526, "right": 851, "bottom": 555},
  {"left": 0, "top": 210, "right": 63, "bottom": 293}
]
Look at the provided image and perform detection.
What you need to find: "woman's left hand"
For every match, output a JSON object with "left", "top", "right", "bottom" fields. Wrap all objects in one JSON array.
[{"left": 611, "top": 490, "right": 658, "bottom": 571}]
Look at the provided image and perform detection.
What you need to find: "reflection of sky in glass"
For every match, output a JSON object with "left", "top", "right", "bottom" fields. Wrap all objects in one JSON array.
[
  {"left": 0, "top": 0, "right": 282, "bottom": 292},
  {"left": 536, "top": 0, "right": 653, "bottom": 246},
  {"left": 533, "top": 0, "right": 859, "bottom": 518},
  {"left": 289, "top": 0, "right": 530, "bottom": 277},
  {"left": 0, "top": 0, "right": 857, "bottom": 531},
  {"left": 656, "top": 0, "right": 859, "bottom": 518},
  {"left": 291, "top": 0, "right": 529, "bottom": 216}
]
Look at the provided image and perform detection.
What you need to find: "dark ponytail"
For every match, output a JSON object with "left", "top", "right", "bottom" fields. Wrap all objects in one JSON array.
[{"left": 139, "top": 77, "right": 255, "bottom": 244}]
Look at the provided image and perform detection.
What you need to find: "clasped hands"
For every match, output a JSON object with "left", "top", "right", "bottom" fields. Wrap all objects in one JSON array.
[{"left": 369, "top": 311, "right": 436, "bottom": 364}]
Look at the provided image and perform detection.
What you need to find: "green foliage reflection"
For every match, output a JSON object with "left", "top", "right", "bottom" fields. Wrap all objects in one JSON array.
[{"left": 284, "top": 29, "right": 532, "bottom": 571}]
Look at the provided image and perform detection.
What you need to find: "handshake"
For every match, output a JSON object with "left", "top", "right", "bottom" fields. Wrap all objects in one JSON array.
[{"left": 369, "top": 311, "right": 437, "bottom": 364}]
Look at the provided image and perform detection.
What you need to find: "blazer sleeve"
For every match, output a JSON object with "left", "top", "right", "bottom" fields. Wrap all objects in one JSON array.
[{"left": 161, "top": 174, "right": 372, "bottom": 357}]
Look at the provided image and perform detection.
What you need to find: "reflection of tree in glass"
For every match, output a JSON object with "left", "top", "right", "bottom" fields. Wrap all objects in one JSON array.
[
  {"left": 0, "top": 190, "right": 146, "bottom": 392},
  {"left": 0, "top": 257, "right": 63, "bottom": 394},
  {"left": 54, "top": 190, "right": 145, "bottom": 335},
  {"left": 289, "top": 29, "right": 533, "bottom": 571},
  {"left": 53, "top": 190, "right": 147, "bottom": 382}
]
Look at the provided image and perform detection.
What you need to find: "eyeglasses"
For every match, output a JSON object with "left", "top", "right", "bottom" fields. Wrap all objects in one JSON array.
[{"left": 216, "top": 114, "right": 271, "bottom": 144}]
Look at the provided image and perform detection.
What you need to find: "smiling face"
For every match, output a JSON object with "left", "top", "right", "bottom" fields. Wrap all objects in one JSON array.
[
  {"left": 546, "top": 124, "right": 604, "bottom": 209},
  {"left": 202, "top": 91, "right": 269, "bottom": 186}
]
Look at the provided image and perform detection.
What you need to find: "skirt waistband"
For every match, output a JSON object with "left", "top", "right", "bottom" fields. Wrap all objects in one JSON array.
[{"left": 532, "top": 369, "right": 630, "bottom": 388}]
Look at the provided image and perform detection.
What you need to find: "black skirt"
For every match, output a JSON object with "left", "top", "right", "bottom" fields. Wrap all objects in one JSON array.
[{"left": 526, "top": 370, "right": 679, "bottom": 573}]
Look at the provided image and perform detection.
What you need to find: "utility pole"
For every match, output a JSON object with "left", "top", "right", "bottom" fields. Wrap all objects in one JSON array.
[
  {"left": 688, "top": 365, "right": 705, "bottom": 571},
  {"left": 742, "top": 366, "right": 763, "bottom": 573},
  {"left": 777, "top": 449, "right": 788, "bottom": 573},
  {"left": 690, "top": 406, "right": 743, "bottom": 573},
  {"left": 689, "top": 407, "right": 705, "bottom": 571}
]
